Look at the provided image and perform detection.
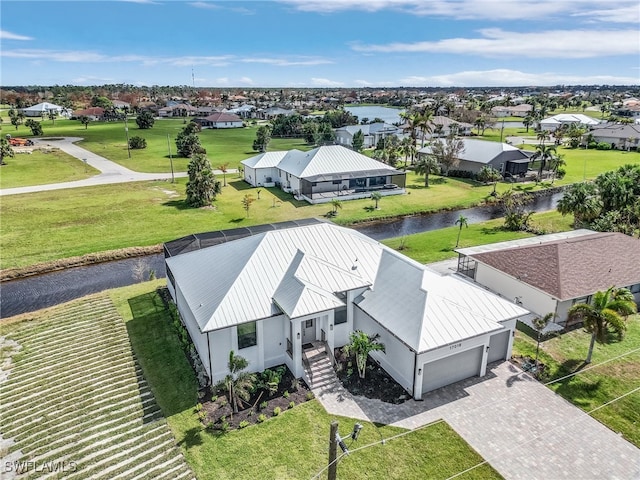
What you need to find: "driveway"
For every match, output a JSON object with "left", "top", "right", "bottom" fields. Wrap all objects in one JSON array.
[
  {"left": 327, "top": 362, "right": 640, "bottom": 479},
  {"left": 0, "top": 137, "right": 235, "bottom": 196}
]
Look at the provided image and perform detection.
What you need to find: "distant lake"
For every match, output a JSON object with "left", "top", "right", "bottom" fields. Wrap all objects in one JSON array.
[{"left": 344, "top": 106, "right": 405, "bottom": 125}]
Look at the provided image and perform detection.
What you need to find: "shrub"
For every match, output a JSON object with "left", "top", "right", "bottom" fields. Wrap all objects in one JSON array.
[
  {"left": 447, "top": 169, "right": 476, "bottom": 179},
  {"left": 128, "top": 136, "right": 147, "bottom": 149},
  {"left": 257, "top": 414, "right": 267, "bottom": 423},
  {"left": 596, "top": 142, "right": 611, "bottom": 150},
  {"left": 273, "top": 407, "right": 281, "bottom": 416},
  {"left": 288, "top": 401, "right": 295, "bottom": 409},
  {"left": 283, "top": 390, "right": 290, "bottom": 399},
  {"left": 239, "top": 420, "right": 250, "bottom": 429},
  {"left": 587, "top": 141, "right": 598, "bottom": 149},
  {"left": 306, "top": 392, "right": 315, "bottom": 401},
  {"left": 259, "top": 401, "right": 268, "bottom": 411},
  {"left": 219, "top": 420, "right": 230, "bottom": 432},
  {"left": 290, "top": 378, "right": 300, "bottom": 392}
]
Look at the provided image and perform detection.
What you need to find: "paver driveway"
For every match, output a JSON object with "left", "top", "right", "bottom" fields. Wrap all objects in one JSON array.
[{"left": 321, "top": 361, "right": 640, "bottom": 480}]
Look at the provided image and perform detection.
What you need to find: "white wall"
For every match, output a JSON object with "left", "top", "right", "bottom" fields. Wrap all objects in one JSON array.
[
  {"left": 263, "top": 315, "right": 287, "bottom": 369},
  {"left": 354, "top": 307, "right": 415, "bottom": 395},
  {"left": 243, "top": 166, "right": 257, "bottom": 186},
  {"left": 175, "top": 284, "right": 211, "bottom": 379},
  {"left": 475, "top": 263, "right": 559, "bottom": 322}
]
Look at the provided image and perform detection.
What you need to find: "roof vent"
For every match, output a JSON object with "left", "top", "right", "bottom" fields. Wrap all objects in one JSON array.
[{"left": 351, "top": 258, "right": 358, "bottom": 271}]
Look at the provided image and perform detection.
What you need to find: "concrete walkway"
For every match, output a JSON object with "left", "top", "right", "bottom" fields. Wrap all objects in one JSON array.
[
  {"left": 1, "top": 137, "right": 235, "bottom": 196},
  {"left": 309, "top": 353, "right": 640, "bottom": 480}
]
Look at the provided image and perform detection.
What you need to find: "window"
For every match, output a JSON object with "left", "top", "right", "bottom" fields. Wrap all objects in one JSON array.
[
  {"left": 334, "top": 307, "right": 347, "bottom": 325},
  {"left": 237, "top": 322, "right": 257, "bottom": 349},
  {"left": 630, "top": 284, "right": 640, "bottom": 294},
  {"left": 305, "top": 319, "right": 313, "bottom": 328}
]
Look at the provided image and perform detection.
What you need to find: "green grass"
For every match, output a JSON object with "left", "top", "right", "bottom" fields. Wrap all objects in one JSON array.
[
  {"left": 382, "top": 210, "right": 574, "bottom": 264},
  {"left": 0, "top": 148, "right": 100, "bottom": 189},
  {"left": 110, "top": 282, "right": 501, "bottom": 480},
  {"left": 513, "top": 315, "right": 640, "bottom": 448}
]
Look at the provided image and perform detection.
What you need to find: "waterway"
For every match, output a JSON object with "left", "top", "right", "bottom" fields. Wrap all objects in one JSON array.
[
  {"left": 343, "top": 106, "right": 405, "bottom": 125},
  {"left": 0, "top": 191, "right": 562, "bottom": 318}
]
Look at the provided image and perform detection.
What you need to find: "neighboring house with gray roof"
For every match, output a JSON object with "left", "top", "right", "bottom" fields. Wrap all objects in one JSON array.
[
  {"left": 194, "top": 112, "right": 244, "bottom": 129},
  {"left": 334, "top": 122, "right": 403, "bottom": 149},
  {"left": 418, "top": 138, "right": 532, "bottom": 176},
  {"left": 456, "top": 230, "right": 640, "bottom": 330},
  {"left": 257, "top": 106, "right": 294, "bottom": 120},
  {"left": 241, "top": 145, "right": 406, "bottom": 203},
  {"left": 165, "top": 220, "right": 529, "bottom": 399},
  {"left": 584, "top": 124, "right": 640, "bottom": 150}
]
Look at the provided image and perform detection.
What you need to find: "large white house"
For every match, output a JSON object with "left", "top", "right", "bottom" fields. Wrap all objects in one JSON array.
[
  {"left": 539, "top": 114, "right": 600, "bottom": 132},
  {"left": 334, "top": 122, "right": 402, "bottom": 149},
  {"left": 165, "top": 220, "right": 529, "bottom": 400},
  {"left": 241, "top": 145, "right": 406, "bottom": 204}
]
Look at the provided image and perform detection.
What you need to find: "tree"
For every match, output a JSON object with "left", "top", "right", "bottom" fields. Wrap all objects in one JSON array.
[
  {"left": 429, "top": 133, "right": 464, "bottom": 175},
  {"left": 531, "top": 313, "right": 554, "bottom": 375},
  {"left": 416, "top": 109, "right": 434, "bottom": 147},
  {"left": 241, "top": 194, "right": 255, "bottom": 217},
  {"left": 214, "top": 351, "right": 256, "bottom": 414},
  {"left": 9, "top": 110, "right": 24, "bottom": 130},
  {"left": 567, "top": 287, "right": 637, "bottom": 363},
  {"left": 500, "top": 189, "right": 533, "bottom": 231},
  {"left": 176, "top": 131, "right": 203, "bottom": 158},
  {"left": 522, "top": 115, "right": 533, "bottom": 133},
  {"left": 352, "top": 129, "right": 365, "bottom": 152},
  {"left": 532, "top": 143, "right": 557, "bottom": 179},
  {"left": 330, "top": 198, "right": 342, "bottom": 216},
  {"left": 454, "top": 214, "right": 468, "bottom": 248},
  {"left": 477, "top": 165, "right": 502, "bottom": 196},
  {"left": 414, "top": 154, "right": 440, "bottom": 187},
  {"left": 135, "top": 110, "right": 155, "bottom": 129},
  {"left": 128, "top": 136, "right": 147, "bottom": 149},
  {"left": 185, "top": 153, "right": 221, "bottom": 207},
  {"left": 24, "top": 119, "right": 43, "bottom": 136},
  {"left": 79, "top": 115, "right": 90, "bottom": 129},
  {"left": 1, "top": 137, "right": 15, "bottom": 165},
  {"left": 557, "top": 182, "right": 602, "bottom": 227},
  {"left": 252, "top": 125, "right": 271, "bottom": 152},
  {"left": 91, "top": 95, "right": 113, "bottom": 109},
  {"left": 48, "top": 110, "right": 58, "bottom": 125},
  {"left": 342, "top": 330, "right": 385, "bottom": 379},
  {"left": 370, "top": 191, "right": 382, "bottom": 210},
  {"left": 399, "top": 136, "right": 416, "bottom": 167},
  {"left": 217, "top": 162, "right": 229, "bottom": 186}
]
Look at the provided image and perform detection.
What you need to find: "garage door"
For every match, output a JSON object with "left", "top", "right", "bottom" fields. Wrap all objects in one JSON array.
[
  {"left": 487, "top": 330, "right": 510, "bottom": 363},
  {"left": 421, "top": 346, "right": 483, "bottom": 394}
]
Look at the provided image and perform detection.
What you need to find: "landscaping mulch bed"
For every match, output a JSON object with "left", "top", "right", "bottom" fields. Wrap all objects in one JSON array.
[
  {"left": 334, "top": 348, "right": 411, "bottom": 404},
  {"left": 198, "top": 366, "right": 313, "bottom": 431}
]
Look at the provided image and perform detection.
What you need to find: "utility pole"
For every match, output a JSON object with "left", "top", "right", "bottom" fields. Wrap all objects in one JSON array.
[
  {"left": 328, "top": 421, "right": 338, "bottom": 480},
  {"left": 124, "top": 115, "right": 131, "bottom": 159},
  {"left": 167, "top": 133, "right": 175, "bottom": 183}
]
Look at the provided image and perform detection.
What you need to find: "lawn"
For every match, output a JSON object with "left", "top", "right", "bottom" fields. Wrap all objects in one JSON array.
[
  {"left": 110, "top": 282, "right": 501, "bottom": 480},
  {"left": 0, "top": 290, "right": 195, "bottom": 478},
  {"left": 0, "top": 148, "right": 100, "bottom": 189},
  {"left": 382, "top": 210, "right": 574, "bottom": 264},
  {"left": 0, "top": 172, "right": 511, "bottom": 270},
  {"left": 512, "top": 315, "right": 640, "bottom": 448}
]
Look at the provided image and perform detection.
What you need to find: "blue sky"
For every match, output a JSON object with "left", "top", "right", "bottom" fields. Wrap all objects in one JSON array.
[{"left": 1, "top": 0, "right": 639, "bottom": 87}]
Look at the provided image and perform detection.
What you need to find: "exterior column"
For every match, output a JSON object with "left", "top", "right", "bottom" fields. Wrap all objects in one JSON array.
[
  {"left": 292, "top": 319, "right": 303, "bottom": 378},
  {"left": 480, "top": 342, "right": 489, "bottom": 377}
]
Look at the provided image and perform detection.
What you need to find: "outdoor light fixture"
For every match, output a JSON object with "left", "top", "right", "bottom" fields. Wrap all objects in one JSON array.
[
  {"left": 329, "top": 324, "right": 333, "bottom": 331},
  {"left": 297, "top": 332, "right": 300, "bottom": 339},
  {"left": 418, "top": 368, "right": 422, "bottom": 375}
]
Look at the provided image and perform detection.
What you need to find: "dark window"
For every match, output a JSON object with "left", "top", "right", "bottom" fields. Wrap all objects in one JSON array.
[
  {"left": 305, "top": 319, "right": 313, "bottom": 328},
  {"left": 333, "top": 180, "right": 342, "bottom": 185},
  {"left": 335, "top": 308, "right": 347, "bottom": 325},
  {"left": 238, "top": 322, "right": 257, "bottom": 349}
]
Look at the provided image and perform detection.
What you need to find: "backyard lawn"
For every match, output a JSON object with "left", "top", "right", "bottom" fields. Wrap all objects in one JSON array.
[{"left": 513, "top": 315, "right": 640, "bottom": 448}]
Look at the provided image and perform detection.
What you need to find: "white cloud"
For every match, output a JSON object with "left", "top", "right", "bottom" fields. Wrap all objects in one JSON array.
[
  {"left": 239, "top": 76, "right": 254, "bottom": 85},
  {"left": 188, "top": 2, "right": 221, "bottom": 9},
  {"left": 71, "top": 75, "right": 116, "bottom": 84},
  {"left": 354, "top": 79, "right": 374, "bottom": 86},
  {"left": 1, "top": 30, "right": 34, "bottom": 41},
  {"left": 353, "top": 28, "right": 640, "bottom": 58},
  {"left": 399, "top": 69, "right": 640, "bottom": 87},
  {"left": 215, "top": 77, "right": 229, "bottom": 85},
  {"left": 241, "top": 57, "right": 333, "bottom": 66},
  {"left": 279, "top": 0, "right": 639, "bottom": 22},
  {"left": 311, "top": 77, "right": 344, "bottom": 87}
]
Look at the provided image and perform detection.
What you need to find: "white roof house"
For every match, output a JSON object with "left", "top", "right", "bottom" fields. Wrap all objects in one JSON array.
[
  {"left": 21, "top": 102, "right": 68, "bottom": 117},
  {"left": 540, "top": 114, "right": 600, "bottom": 131},
  {"left": 165, "top": 220, "right": 529, "bottom": 399},
  {"left": 241, "top": 145, "right": 406, "bottom": 204}
]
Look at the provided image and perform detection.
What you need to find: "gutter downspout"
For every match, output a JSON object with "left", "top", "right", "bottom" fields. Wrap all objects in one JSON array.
[{"left": 207, "top": 331, "right": 213, "bottom": 386}]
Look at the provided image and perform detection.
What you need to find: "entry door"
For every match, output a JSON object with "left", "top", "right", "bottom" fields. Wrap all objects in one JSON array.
[{"left": 301, "top": 319, "right": 315, "bottom": 344}]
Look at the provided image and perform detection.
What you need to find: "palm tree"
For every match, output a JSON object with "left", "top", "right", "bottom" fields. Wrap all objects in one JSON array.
[
  {"left": 557, "top": 182, "right": 602, "bottom": 227},
  {"left": 414, "top": 154, "right": 440, "bottom": 187},
  {"left": 370, "top": 191, "right": 382, "bottom": 210},
  {"left": 532, "top": 143, "right": 557, "bottom": 179},
  {"left": 330, "top": 198, "right": 342, "bottom": 216},
  {"left": 416, "top": 109, "right": 434, "bottom": 147},
  {"left": 215, "top": 351, "right": 256, "bottom": 414},
  {"left": 531, "top": 313, "right": 555, "bottom": 375},
  {"left": 342, "top": 330, "right": 385, "bottom": 379},
  {"left": 455, "top": 214, "right": 468, "bottom": 248},
  {"left": 217, "top": 162, "right": 229, "bottom": 186},
  {"left": 567, "top": 287, "right": 637, "bottom": 363},
  {"left": 522, "top": 115, "right": 533, "bottom": 133}
]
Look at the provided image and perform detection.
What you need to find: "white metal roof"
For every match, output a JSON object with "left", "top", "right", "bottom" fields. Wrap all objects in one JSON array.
[
  {"left": 357, "top": 251, "right": 528, "bottom": 353},
  {"left": 419, "top": 138, "right": 528, "bottom": 164},
  {"left": 540, "top": 114, "right": 600, "bottom": 125},
  {"left": 276, "top": 145, "right": 399, "bottom": 179},
  {"left": 241, "top": 151, "right": 290, "bottom": 169}
]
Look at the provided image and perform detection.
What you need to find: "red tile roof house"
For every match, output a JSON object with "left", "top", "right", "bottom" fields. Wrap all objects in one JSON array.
[{"left": 455, "top": 230, "right": 640, "bottom": 331}]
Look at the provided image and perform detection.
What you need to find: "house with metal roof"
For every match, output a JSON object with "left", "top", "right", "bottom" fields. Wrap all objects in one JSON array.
[
  {"left": 456, "top": 230, "right": 640, "bottom": 330},
  {"left": 418, "top": 138, "right": 532, "bottom": 176},
  {"left": 165, "top": 220, "right": 529, "bottom": 399},
  {"left": 539, "top": 114, "right": 600, "bottom": 132},
  {"left": 241, "top": 145, "right": 406, "bottom": 203}
]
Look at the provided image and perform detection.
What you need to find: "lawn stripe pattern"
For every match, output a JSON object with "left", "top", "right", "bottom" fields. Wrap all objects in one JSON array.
[{"left": 0, "top": 295, "right": 195, "bottom": 479}]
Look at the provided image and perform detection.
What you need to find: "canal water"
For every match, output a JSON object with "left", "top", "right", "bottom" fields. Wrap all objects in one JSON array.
[{"left": 0, "top": 192, "right": 562, "bottom": 318}]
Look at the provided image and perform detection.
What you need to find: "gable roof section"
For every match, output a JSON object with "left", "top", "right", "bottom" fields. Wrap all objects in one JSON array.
[
  {"left": 166, "top": 222, "right": 382, "bottom": 332},
  {"left": 277, "top": 145, "right": 401, "bottom": 179},
  {"left": 469, "top": 232, "right": 640, "bottom": 300},
  {"left": 203, "top": 112, "right": 243, "bottom": 123},
  {"left": 541, "top": 114, "right": 600, "bottom": 126},
  {"left": 419, "top": 139, "right": 530, "bottom": 165},
  {"left": 241, "top": 151, "right": 291, "bottom": 169},
  {"left": 357, "top": 250, "right": 527, "bottom": 353}
]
